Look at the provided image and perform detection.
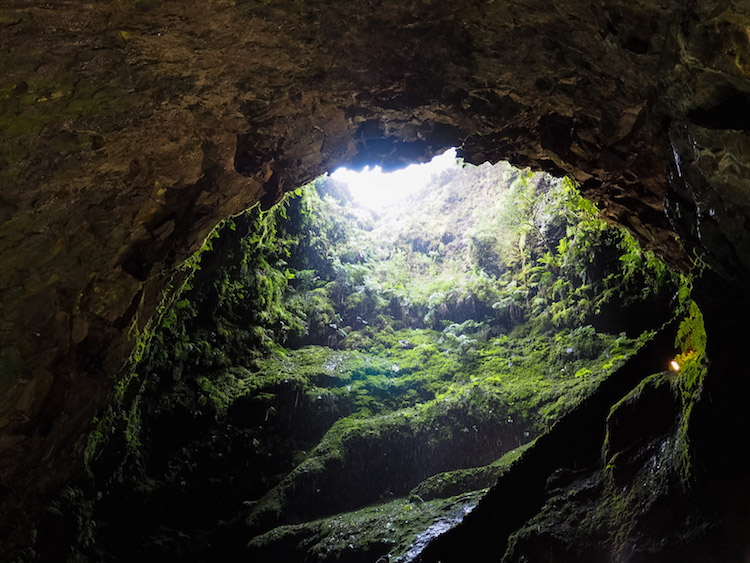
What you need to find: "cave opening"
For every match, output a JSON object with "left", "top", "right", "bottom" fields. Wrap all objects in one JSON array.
[
  {"left": 4, "top": 1, "right": 750, "bottom": 560},
  {"left": 65, "top": 153, "right": 709, "bottom": 562},
  {"left": 331, "top": 148, "right": 460, "bottom": 211}
]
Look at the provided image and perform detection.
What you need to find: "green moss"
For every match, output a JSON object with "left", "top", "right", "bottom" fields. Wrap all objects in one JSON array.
[
  {"left": 593, "top": 368, "right": 703, "bottom": 555},
  {"left": 74, "top": 160, "right": 685, "bottom": 560},
  {"left": 505, "top": 425, "right": 699, "bottom": 562},
  {"left": 410, "top": 441, "right": 535, "bottom": 501},
  {"left": 602, "top": 371, "right": 676, "bottom": 462},
  {"left": 248, "top": 491, "right": 484, "bottom": 562},
  {"left": 244, "top": 323, "right": 637, "bottom": 531},
  {"left": 244, "top": 387, "right": 525, "bottom": 531}
]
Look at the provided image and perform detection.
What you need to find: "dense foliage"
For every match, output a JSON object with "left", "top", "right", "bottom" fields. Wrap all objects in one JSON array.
[
  {"left": 75, "top": 159, "right": 693, "bottom": 562},
  {"left": 200, "top": 161, "right": 677, "bottom": 354}
]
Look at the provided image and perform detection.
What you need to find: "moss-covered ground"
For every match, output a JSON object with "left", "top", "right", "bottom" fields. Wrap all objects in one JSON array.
[{"left": 248, "top": 491, "right": 486, "bottom": 563}]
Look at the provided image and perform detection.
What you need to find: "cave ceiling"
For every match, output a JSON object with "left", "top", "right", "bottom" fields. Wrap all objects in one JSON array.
[{"left": 1, "top": 0, "right": 749, "bottom": 551}]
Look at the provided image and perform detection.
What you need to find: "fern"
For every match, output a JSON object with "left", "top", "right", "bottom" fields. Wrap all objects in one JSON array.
[{"left": 674, "top": 301, "right": 707, "bottom": 392}]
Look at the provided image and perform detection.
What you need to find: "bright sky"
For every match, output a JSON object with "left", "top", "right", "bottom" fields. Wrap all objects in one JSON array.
[{"left": 330, "top": 148, "right": 459, "bottom": 211}]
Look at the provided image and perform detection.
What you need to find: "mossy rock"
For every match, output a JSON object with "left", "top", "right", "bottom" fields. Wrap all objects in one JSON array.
[
  {"left": 603, "top": 371, "right": 682, "bottom": 486},
  {"left": 247, "top": 491, "right": 484, "bottom": 563},
  {"left": 245, "top": 390, "right": 528, "bottom": 533},
  {"left": 409, "top": 441, "right": 534, "bottom": 501}
]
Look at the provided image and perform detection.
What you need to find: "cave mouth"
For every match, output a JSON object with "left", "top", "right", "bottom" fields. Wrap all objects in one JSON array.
[
  {"left": 331, "top": 147, "right": 461, "bottom": 211},
  {"left": 69, "top": 157, "right": 703, "bottom": 562}
]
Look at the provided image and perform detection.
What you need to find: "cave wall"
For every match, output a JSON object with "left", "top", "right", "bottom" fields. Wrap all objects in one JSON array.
[{"left": 1, "top": 0, "right": 749, "bottom": 552}]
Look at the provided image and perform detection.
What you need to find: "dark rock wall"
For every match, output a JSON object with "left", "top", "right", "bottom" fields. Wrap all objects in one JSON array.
[{"left": 1, "top": 0, "right": 749, "bottom": 552}]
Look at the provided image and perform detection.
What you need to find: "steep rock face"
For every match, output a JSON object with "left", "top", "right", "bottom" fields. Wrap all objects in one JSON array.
[{"left": 0, "top": 0, "right": 749, "bottom": 552}]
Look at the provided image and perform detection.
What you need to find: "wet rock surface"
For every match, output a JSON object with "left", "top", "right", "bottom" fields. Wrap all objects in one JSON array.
[{"left": 415, "top": 321, "right": 692, "bottom": 562}]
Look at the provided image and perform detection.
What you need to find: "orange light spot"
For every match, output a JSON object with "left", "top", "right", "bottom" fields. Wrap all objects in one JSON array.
[{"left": 670, "top": 360, "right": 680, "bottom": 372}]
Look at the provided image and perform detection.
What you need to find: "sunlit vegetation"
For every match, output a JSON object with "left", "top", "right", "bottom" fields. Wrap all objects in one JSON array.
[{"left": 80, "top": 158, "right": 700, "bottom": 561}]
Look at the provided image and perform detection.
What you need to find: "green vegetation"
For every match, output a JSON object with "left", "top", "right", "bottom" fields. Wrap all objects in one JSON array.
[
  {"left": 410, "top": 441, "right": 535, "bottom": 501},
  {"left": 674, "top": 300, "right": 707, "bottom": 394},
  {"left": 248, "top": 490, "right": 485, "bottom": 563},
  {"left": 76, "top": 158, "right": 689, "bottom": 561},
  {"left": 516, "top": 288, "right": 708, "bottom": 562}
]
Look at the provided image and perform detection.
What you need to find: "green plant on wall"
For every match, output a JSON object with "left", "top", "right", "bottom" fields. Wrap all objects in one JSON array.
[{"left": 674, "top": 300, "right": 707, "bottom": 393}]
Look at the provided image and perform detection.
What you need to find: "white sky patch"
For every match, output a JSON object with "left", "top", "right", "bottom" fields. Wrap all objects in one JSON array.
[{"left": 331, "top": 148, "right": 459, "bottom": 211}]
